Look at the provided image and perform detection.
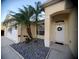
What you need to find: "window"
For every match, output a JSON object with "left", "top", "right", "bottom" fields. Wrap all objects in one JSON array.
[{"left": 37, "top": 23, "right": 44, "bottom": 35}]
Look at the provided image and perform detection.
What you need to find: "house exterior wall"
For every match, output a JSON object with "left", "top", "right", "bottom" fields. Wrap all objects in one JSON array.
[
  {"left": 37, "top": 35, "right": 44, "bottom": 39},
  {"left": 17, "top": 25, "right": 22, "bottom": 42},
  {"left": 31, "top": 24, "right": 36, "bottom": 38},
  {"left": 4, "top": 21, "right": 42, "bottom": 43},
  {"left": 1, "top": 25, "right": 5, "bottom": 30},
  {"left": 18, "top": 25, "right": 28, "bottom": 42},
  {"left": 3, "top": 21, "right": 18, "bottom": 43},
  {"left": 5, "top": 26, "right": 18, "bottom": 43},
  {"left": 1, "top": 24, "right": 5, "bottom": 36},
  {"left": 44, "top": 0, "right": 77, "bottom": 57},
  {"left": 68, "top": 8, "right": 78, "bottom": 58},
  {"left": 44, "top": 1, "right": 65, "bottom": 47},
  {"left": 18, "top": 24, "right": 36, "bottom": 42}
]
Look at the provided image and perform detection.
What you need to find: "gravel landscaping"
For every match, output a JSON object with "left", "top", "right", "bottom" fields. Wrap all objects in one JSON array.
[{"left": 10, "top": 39, "right": 49, "bottom": 59}]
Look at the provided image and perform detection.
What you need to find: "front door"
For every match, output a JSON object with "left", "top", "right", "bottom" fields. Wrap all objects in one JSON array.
[{"left": 55, "top": 22, "right": 64, "bottom": 44}]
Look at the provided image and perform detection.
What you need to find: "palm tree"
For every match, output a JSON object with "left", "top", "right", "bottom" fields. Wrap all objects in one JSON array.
[
  {"left": 11, "top": 5, "right": 34, "bottom": 41},
  {"left": 31, "top": 1, "right": 44, "bottom": 38}
]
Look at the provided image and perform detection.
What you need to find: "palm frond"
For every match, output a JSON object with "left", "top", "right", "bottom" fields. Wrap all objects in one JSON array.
[
  {"left": 18, "top": 8, "right": 26, "bottom": 15},
  {"left": 28, "top": 5, "right": 35, "bottom": 17}
]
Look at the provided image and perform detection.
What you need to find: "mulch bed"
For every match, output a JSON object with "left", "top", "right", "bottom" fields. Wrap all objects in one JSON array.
[{"left": 10, "top": 39, "right": 49, "bottom": 59}]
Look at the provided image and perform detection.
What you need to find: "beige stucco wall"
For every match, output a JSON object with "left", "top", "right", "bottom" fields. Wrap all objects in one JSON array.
[
  {"left": 1, "top": 24, "right": 5, "bottom": 30},
  {"left": 44, "top": 0, "right": 77, "bottom": 57},
  {"left": 4, "top": 23, "right": 19, "bottom": 43},
  {"left": 45, "top": 1, "right": 65, "bottom": 16},
  {"left": 18, "top": 24, "right": 36, "bottom": 42},
  {"left": 68, "top": 8, "right": 78, "bottom": 58},
  {"left": 44, "top": 1, "right": 65, "bottom": 47},
  {"left": 37, "top": 35, "right": 44, "bottom": 39},
  {"left": 31, "top": 24, "right": 36, "bottom": 38},
  {"left": 18, "top": 25, "right": 25, "bottom": 42}
]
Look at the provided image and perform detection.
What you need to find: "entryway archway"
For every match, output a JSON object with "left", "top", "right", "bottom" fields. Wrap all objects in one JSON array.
[{"left": 51, "top": 12, "right": 70, "bottom": 45}]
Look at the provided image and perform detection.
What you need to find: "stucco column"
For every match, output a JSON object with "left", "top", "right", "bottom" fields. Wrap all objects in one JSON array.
[
  {"left": 44, "top": 16, "right": 51, "bottom": 47},
  {"left": 68, "top": 8, "right": 78, "bottom": 58},
  {"left": 5, "top": 26, "right": 8, "bottom": 37},
  {"left": 4, "top": 27, "right": 7, "bottom": 37}
]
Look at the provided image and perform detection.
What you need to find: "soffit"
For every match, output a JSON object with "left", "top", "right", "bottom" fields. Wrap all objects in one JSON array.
[{"left": 42, "top": 0, "right": 64, "bottom": 8}]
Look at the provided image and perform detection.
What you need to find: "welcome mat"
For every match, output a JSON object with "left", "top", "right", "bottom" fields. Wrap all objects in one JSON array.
[{"left": 55, "top": 42, "right": 64, "bottom": 45}]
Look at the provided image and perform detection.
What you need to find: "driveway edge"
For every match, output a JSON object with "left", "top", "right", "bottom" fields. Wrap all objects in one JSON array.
[{"left": 9, "top": 46, "right": 24, "bottom": 59}]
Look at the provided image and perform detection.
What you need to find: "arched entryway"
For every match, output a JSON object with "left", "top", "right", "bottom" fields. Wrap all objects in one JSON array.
[
  {"left": 44, "top": 9, "right": 71, "bottom": 47},
  {"left": 1, "top": 30, "right": 4, "bottom": 36},
  {"left": 50, "top": 11, "right": 70, "bottom": 45}
]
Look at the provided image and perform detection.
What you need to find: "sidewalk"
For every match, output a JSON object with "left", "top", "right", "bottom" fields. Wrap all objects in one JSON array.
[
  {"left": 1, "top": 36, "right": 24, "bottom": 59},
  {"left": 46, "top": 44, "right": 75, "bottom": 59},
  {"left": 1, "top": 37, "right": 14, "bottom": 47}
]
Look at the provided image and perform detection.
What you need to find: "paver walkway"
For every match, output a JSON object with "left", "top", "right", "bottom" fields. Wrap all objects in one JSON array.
[
  {"left": 1, "top": 36, "right": 24, "bottom": 59},
  {"left": 46, "top": 44, "right": 75, "bottom": 59}
]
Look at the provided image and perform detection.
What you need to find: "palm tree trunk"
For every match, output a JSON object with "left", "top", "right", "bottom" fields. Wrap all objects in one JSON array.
[
  {"left": 20, "top": 24, "right": 22, "bottom": 41},
  {"left": 36, "top": 24, "right": 38, "bottom": 39},
  {"left": 26, "top": 24, "right": 33, "bottom": 39},
  {"left": 36, "top": 14, "right": 38, "bottom": 39}
]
